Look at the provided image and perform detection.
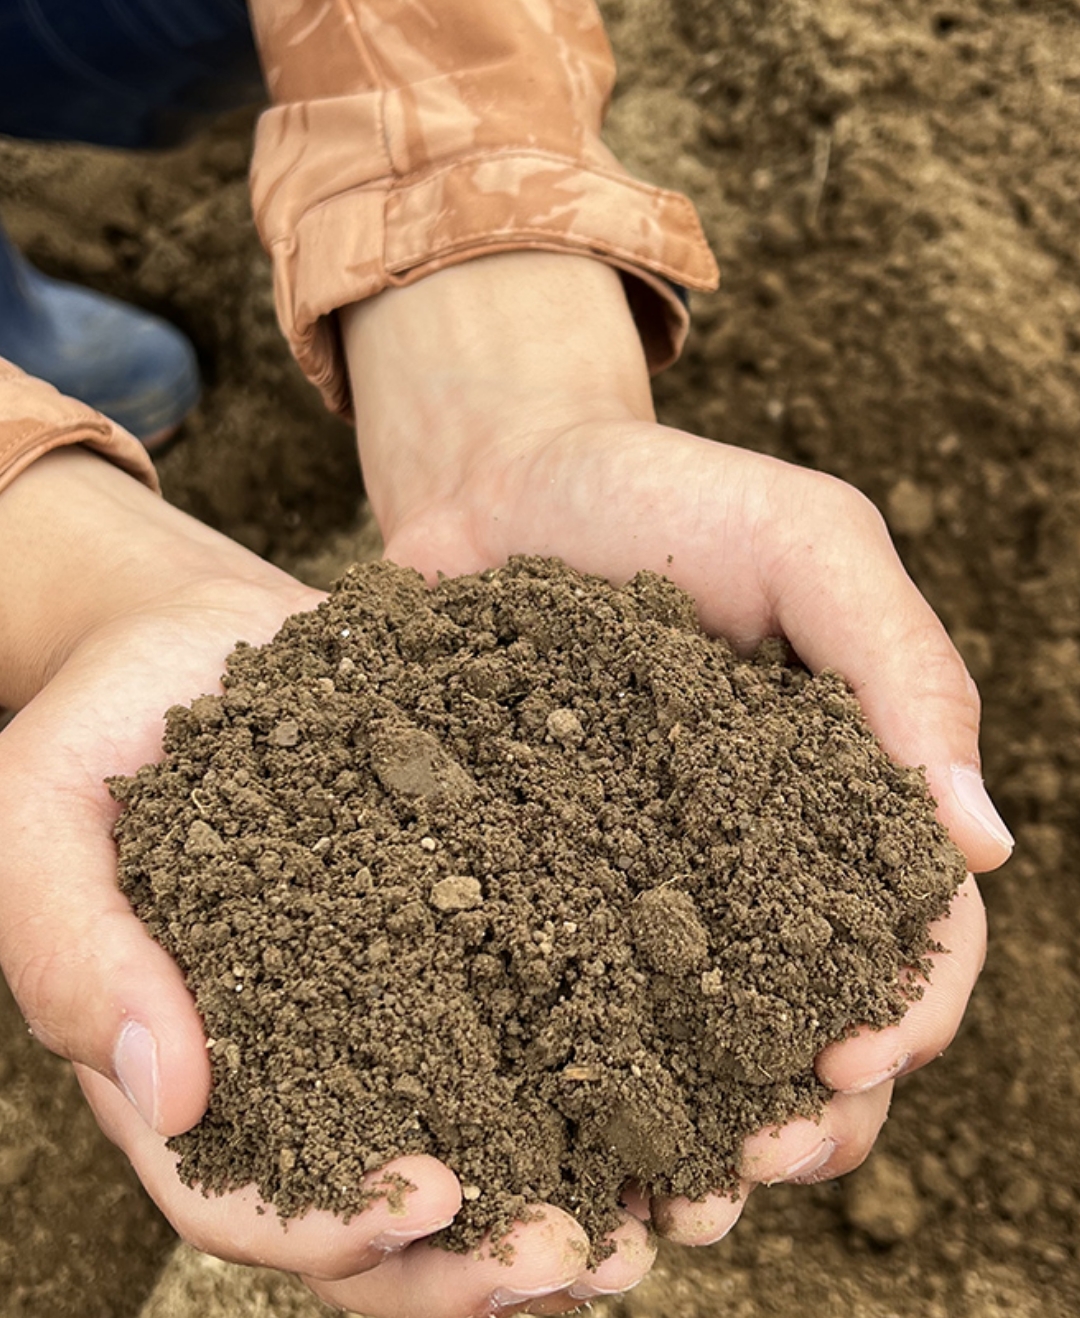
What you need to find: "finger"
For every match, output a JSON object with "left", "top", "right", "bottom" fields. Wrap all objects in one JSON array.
[
  {"left": 0, "top": 586, "right": 321, "bottom": 1138},
  {"left": 303, "top": 1206, "right": 592, "bottom": 1318},
  {"left": 758, "top": 470, "right": 1013, "bottom": 874},
  {"left": 741, "top": 1072, "right": 900, "bottom": 1188},
  {"left": 78, "top": 1065, "right": 463, "bottom": 1278},
  {"left": 561, "top": 1212, "right": 656, "bottom": 1304},
  {"left": 742, "top": 1117, "right": 836, "bottom": 1185},
  {"left": 0, "top": 714, "right": 210, "bottom": 1136},
  {"left": 793, "top": 1085, "right": 894, "bottom": 1185},
  {"left": 816, "top": 874, "right": 986, "bottom": 1093},
  {"left": 499, "top": 1213, "right": 657, "bottom": 1313},
  {"left": 650, "top": 1179, "right": 750, "bottom": 1246}
]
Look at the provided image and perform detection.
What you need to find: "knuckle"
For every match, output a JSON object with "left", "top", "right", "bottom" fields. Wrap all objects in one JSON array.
[
  {"left": 6, "top": 937, "right": 75, "bottom": 1057},
  {"left": 767, "top": 470, "right": 895, "bottom": 582},
  {"left": 816, "top": 472, "right": 889, "bottom": 537},
  {"left": 3, "top": 905, "right": 129, "bottom": 1066},
  {"left": 907, "top": 631, "right": 982, "bottom": 736}
]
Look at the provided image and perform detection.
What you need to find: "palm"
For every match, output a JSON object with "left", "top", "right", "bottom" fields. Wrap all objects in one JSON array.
[{"left": 0, "top": 576, "right": 321, "bottom": 1134}]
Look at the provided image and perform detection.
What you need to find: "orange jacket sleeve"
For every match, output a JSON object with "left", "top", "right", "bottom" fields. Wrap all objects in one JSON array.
[
  {"left": 247, "top": 0, "right": 719, "bottom": 417},
  {"left": 0, "top": 359, "right": 158, "bottom": 499}
]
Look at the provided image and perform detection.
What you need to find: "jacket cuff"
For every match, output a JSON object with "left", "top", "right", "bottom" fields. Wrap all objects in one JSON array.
[
  {"left": 252, "top": 113, "right": 719, "bottom": 417},
  {"left": 0, "top": 360, "right": 159, "bottom": 498}
]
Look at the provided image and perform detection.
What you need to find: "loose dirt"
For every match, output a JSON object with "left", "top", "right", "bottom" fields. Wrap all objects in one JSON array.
[
  {"left": 109, "top": 560, "right": 963, "bottom": 1253},
  {"left": 2, "top": 0, "right": 1080, "bottom": 1315}
]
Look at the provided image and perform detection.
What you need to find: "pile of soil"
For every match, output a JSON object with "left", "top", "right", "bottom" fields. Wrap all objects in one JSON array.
[{"left": 110, "top": 559, "right": 963, "bottom": 1251}]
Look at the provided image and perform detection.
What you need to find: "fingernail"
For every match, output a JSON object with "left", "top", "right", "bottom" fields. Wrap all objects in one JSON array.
[
  {"left": 488, "top": 1284, "right": 564, "bottom": 1311},
  {"left": 568, "top": 1278, "right": 641, "bottom": 1300},
  {"left": 768, "top": 1138, "right": 836, "bottom": 1185},
  {"left": 113, "top": 1019, "right": 160, "bottom": 1131},
  {"left": 842, "top": 1052, "right": 911, "bottom": 1096},
  {"left": 372, "top": 1215, "right": 455, "bottom": 1251},
  {"left": 951, "top": 765, "right": 1014, "bottom": 852}
]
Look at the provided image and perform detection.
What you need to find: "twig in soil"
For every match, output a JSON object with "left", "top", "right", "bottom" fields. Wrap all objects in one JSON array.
[{"left": 807, "top": 130, "right": 833, "bottom": 227}]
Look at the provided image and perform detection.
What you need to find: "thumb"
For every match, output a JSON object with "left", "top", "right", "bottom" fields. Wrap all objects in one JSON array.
[
  {"left": 762, "top": 476, "right": 1013, "bottom": 874},
  {"left": 0, "top": 712, "right": 210, "bottom": 1137}
]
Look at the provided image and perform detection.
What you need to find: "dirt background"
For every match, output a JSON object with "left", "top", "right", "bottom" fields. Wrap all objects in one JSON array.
[{"left": 1, "top": 0, "right": 1078, "bottom": 1315}]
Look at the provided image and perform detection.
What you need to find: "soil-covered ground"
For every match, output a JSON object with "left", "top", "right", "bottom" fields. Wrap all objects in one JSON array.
[{"left": 2, "top": 1, "right": 1079, "bottom": 1315}]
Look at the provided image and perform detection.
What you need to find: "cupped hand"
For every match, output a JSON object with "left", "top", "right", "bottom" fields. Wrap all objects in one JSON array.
[
  {"left": 334, "top": 250, "right": 1008, "bottom": 1311},
  {"left": 360, "top": 413, "right": 997, "bottom": 1303},
  {"left": 0, "top": 449, "right": 660, "bottom": 1317}
]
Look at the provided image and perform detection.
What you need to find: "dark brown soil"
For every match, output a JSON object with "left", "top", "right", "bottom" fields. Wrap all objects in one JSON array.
[
  {"left": 2, "top": 0, "right": 1080, "bottom": 1314},
  {"left": 109, "top": 560, "right": 963, "bottom": 1253}
]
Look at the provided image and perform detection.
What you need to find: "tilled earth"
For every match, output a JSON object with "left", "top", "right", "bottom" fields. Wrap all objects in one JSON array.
[{"left": 1, "top": 1, "right": 1079, "bottom": 1315}]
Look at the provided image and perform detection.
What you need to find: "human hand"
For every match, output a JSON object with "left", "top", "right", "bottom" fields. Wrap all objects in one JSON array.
[
  {"left": 0, "top": 450, "right": 654, "bottom": 1316},
  {"left": 330, "top": 251, "right": 1007, "bottom": 1311}
]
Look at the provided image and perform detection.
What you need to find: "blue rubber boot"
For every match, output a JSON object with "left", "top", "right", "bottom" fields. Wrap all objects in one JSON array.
[{"left": 0, "top": 225, "right": 200, "bottom": 449}]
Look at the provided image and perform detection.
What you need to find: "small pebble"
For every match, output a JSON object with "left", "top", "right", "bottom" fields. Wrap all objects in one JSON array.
[
  {"left": 546, "top": 708, "right": 585, "bottom": 746},
  {"left": 185, "top": 819, "right": 224, "bottom": 858},
  {"left": 998, "top": 1171, "right": 1042, "bottom": 1220},
  {"left": 270, "top": 720, "right": 301, "bottom": 748},
  {"left": 429, "top": 876, "right": 484, "bottom": 913},
  {"left": 563, "top": 1065, "right": 602, "bottom": 1082}
]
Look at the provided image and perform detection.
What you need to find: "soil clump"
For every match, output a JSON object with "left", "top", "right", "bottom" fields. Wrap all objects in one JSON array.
[{"left": 111, "top": 558, "right": 964, "bottom": 1253}]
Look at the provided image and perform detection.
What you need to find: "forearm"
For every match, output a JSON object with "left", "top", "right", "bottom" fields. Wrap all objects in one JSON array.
[{"left": 248, "top": 0, "right": 716, "bottom": 418}]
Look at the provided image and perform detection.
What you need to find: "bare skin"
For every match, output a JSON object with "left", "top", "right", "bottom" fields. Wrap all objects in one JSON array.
[{"left": 0, "top": 253, "right": 1005, "bottom": 1318}]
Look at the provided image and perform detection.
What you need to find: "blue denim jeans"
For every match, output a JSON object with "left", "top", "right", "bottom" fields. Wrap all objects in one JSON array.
[{"left": 0, "top": 0, "right": 262, "bottom": 148}]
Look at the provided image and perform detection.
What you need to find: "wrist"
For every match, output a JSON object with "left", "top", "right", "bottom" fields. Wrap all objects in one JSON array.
[
  {"left": 341, "top": 253, "right": 657, "bottom": 544},
  {"left": 0, "top": 449, "right": 294, "bottom": 707}
]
